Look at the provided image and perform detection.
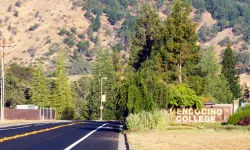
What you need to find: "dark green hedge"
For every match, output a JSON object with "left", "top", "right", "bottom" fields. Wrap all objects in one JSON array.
[{"left": 228, "top": 110, "right": 250, "bottom": 125}]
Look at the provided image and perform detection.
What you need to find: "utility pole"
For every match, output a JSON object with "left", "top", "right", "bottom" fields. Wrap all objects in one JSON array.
[
  {"left": 0, "top": 38, "right": 11, "bottom": 123},
  {"left": 100, "top": 77, "right": 107, "bottom": 120}
]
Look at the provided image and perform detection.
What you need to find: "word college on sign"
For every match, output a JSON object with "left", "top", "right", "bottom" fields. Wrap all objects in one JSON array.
[{"left": 175, "top": 108, "right": 223, "bottom": 123}]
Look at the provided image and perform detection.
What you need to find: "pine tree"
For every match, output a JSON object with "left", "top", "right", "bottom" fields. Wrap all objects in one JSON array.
[
  {"left": 163, "top": 0, "right": 199, "bottom": 83},
  {"left": 129, "top": 4, "right": 163, "bottom": 70},
  {"left": 30, "top": 64, "right": 49, "bottom": 107},
  {"left": 53, "top": 53, "right": 73, "bottom": 119},
  {"left": 222, "top": 44, "right": 241, "bottom": 99}
]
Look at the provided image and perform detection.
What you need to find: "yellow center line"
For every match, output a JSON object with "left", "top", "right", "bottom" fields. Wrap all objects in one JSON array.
[{"left": 0, "top": 122, "right": 82, "bottom": 143}]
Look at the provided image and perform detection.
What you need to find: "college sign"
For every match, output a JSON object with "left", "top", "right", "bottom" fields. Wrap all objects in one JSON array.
[{"left": 174, "top": 105, "right": 232, "bottom": 123}]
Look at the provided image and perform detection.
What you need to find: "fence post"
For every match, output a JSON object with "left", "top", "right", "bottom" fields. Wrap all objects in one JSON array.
[
  {"left": 39, "top": 107, "right": 41, "bottom": 120},
  {"left": 50, "top": 107, "right": 52, "bottom": 120},
  {"left": 43, "top": 107, "right": 44, "bottom": 120},
  {"left": 55, "top": 108, "right": 56, "bottom": 120}
]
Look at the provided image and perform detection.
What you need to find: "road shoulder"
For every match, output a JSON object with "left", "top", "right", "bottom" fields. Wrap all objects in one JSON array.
[{"left": 118, "top": 133, "right": 126, "bottom": 150}]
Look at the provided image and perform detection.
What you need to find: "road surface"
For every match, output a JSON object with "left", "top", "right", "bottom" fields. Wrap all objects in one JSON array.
[{"left": 0, "top": 121, "right": 123, "bottom": 150}]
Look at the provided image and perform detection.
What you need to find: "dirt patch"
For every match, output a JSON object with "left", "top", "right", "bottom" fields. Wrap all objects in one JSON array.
[
  {"left": 240, "top": 73, "right": 250, "bottom": 87},
  {"left": 128, "top": 130, "right": 250, "bottom": 150},
  {"left": 197, "top": 11, "right": 217, "bottom": 30}
]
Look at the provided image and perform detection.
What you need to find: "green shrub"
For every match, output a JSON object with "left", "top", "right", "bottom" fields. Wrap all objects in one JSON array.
[
  {"left": 61, "top": 106, "right": 76, "bottom": 120},
  {"left": 29, "top": 24, "right": 39, "bottom": 31},
  {"left": 35, "top": 11, "right": 39, "bottom": 18},
  {"left": 193, "top": 11, "right": 202, "bottom": 23},
  {"left": 70, "top": 27, "right": 77, "bottom": 34},
  {"left": 63, "top": 37, "right": 75, "bottom": 48},
  {"left": 7, "top": 5, "right": 12, "bottom": 12},
  {"left": 228, "top": 110, "right": 250, "bottom": 125},
  {"left": 218, "top": 37, "right": 231, "bottom": 47},
  {"left": 15, "top": 1, "right": 21, "bottom": 7},
  {"left": 14, "top": 11, "right": 19, "bottom": 17},
  {"left": 59, "top": 28, "right": 66, "bottom": 36},
  {"left": 198, "top": 25, "right": 219, "bottom": 43},
  {"left": 84, "top": 11, "right": 93, "bottom": 21},
  {"left": 90, "top": 14, "right": 101, "bottom": 32},
  {"left": 126, "top": 109, "right": 173, "bottom": 131},
  {"left": 78, "top": 33, "right": 85, "bottom": 39},
  {"left": 76, "top": 41, "right": 89, "bottom": 53},
  {"left": 238, "top": 104, "right": 250, "bottom": 112}
]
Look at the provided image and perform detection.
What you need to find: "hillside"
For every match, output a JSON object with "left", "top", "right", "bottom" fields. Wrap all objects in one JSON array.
[
  {"left": 0, "top": 0, "right": 250, "bottom": 78},
  {"left": 0, "top": 0, "right": 118, "bottom": 72}
]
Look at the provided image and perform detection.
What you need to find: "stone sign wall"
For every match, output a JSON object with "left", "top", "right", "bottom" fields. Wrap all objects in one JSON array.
[{"left": 174, "top": 104, "right": 233, "bottom": 123}]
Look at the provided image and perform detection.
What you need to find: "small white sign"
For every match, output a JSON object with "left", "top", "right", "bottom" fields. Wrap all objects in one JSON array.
[
  {"left": 15, "top": 105, "right": 38, "bottom": 109},
  {"left": 100, "top": 106, "right": 103, "bottom": 109},
  {"left": 101, "top": 95, "right": 106, "bottom": 102}
]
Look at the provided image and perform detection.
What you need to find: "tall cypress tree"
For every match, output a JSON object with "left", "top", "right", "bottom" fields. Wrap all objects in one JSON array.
[
  {"left": 53, "top": 53, "right": 73, "bottom": 119},
  {"left": 30, "top": 64, "right": 49, "bottom": 107},
  {"left": 222, "top": 44, "right": 241, "bottom": 99},
  {"left": 163, "top": 0, "right": 199, "bottom": 83}
]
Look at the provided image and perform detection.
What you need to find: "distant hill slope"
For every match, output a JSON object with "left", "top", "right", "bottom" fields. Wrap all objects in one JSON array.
[
  {"left": 0, "top": 0, "right": 249, "bottom": 77},
  {"left": 0, "top": 0, "right": 84, "bottom": 66}
]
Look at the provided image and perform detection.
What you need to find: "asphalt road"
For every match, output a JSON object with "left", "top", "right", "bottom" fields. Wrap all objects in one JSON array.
[{"left": 0, "top": 121, "right": 123, "bottom": 150}]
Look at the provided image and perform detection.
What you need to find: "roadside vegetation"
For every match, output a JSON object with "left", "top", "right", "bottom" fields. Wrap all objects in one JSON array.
[{"left": 2, "top": 0, "right": 249, "bottom": 126}]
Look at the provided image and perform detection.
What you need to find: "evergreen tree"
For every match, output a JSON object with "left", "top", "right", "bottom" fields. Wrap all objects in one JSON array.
[
  {"left": 163, "top": 0, "right": 199, "bottom": 83},
  {"left": 124, "top": 4, "right": 166, "bottom": 114},
  {"left": 203, "top": 75, "right": 233, "bottom": 104},
  {"left": 91, "top": 14, "right": 101, "bottom": 32},
  {"left": 86, "top": 49, "right": 117, "bottom": 120},
  {"left": 53, "top": 53, "right": 73, "bottom": 119},
  {"left": 129, "top": 4, "right": 163, "bottom": 70},
  {"left": 191, "top": 46, "right": 234, "bottom": 103},
  {"left": 30, "top": 64, "right": 49, "bottom": 107},
  {"left": 71, "top": 77, "right": 89, "bottom": 119},
  {"left": 198, "top": 46, "right": 220, "bottom": 78},
  {"left": 5, "top": 72, "right": 26, "bottom": 108},
  {"left": 222, "top": 44, "right": 241, "bottom": 99}
]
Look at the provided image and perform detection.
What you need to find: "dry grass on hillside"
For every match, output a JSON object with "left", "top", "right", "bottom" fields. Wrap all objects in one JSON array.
[
  {"left": 128, "top": 130, "right": 250, "bottom": 150},
  {"left": 0, "top": 0, "right": 115, "bottom": 67},
  {"left": 240, "top": 73, "right": 250, "bottom": 87},
  {"left": 203, "top": 28, "right": 239, "bottom": 56},
  {"left": 197, "top": 11, "right": 217, "bottom": 30}
]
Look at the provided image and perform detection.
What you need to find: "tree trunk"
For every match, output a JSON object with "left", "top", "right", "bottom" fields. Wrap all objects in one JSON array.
[{"left": 178, "top": 51, "right": 182, "bottom": 83}]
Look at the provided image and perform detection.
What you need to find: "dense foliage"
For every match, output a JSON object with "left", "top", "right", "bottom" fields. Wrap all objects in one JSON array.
[
  {"left": 30, "top": 64, "right": 49, "bottom": 107},
  {"left": 237, "top": 116, "right": 250, "bottom": 126},
  {"left": 126, "top": 110, "right": 173, "bottom": 131},
  {"left": 222, "top": 44, "right": 241, "bottom": 99},
  {"left": 228, "top": 110, "right": 250, "bottom": 125},
  {"left": 238, "top": 104, "right": 250, "bottom": 112}
]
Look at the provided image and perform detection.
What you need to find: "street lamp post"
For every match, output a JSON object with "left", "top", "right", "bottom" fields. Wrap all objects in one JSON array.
[
  {"left": 100, "top": 77, "right": 107, "bottom": 120},
  {"left": 0, "top": 38, "right": 11, "bottom": 122},
  {"left": 0, "top": 39, "right": 7, "bottom": 122}
]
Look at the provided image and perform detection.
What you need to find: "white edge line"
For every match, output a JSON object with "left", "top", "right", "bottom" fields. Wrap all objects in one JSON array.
[
  {"left": 64, "top": 123, "right": 108, "bottom": 150},
  {"left": 0, "top": 125, "right": 31, "bottom": 131}
]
